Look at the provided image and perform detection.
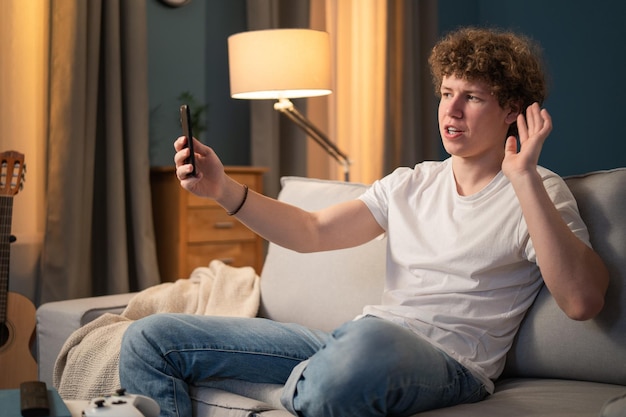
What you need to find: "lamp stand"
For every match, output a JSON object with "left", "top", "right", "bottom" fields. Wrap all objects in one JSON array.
[{"left": 274, "top": 98, "right": 351, "bottom": 181}]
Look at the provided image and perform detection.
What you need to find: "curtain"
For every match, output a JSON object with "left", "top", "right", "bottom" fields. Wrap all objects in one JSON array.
[
  {"left": 383, "top": 0, "right": 440, "bottom": 175},
  {"left": 40, "top": 0, "right": 160, "bottom": 302},
  {"left": 325, "top": 0, "right": 440, "bottom": 183},
  {"left": 324, "top": 0, "right": 387, "bottom": 184}
]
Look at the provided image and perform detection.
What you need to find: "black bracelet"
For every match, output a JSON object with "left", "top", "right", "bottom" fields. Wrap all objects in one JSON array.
[{"left": 227, "top": 184, "right": 249, "bottom": 216}]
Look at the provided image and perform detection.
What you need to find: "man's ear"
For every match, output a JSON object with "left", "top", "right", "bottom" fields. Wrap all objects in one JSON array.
[{"left": 505, "top": 102, "right": 522, "bottom": 124}]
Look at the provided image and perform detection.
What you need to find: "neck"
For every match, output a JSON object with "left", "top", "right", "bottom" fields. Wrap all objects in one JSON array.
[{"left": 451, "top": 155, "right": 503, "bottom": 196}]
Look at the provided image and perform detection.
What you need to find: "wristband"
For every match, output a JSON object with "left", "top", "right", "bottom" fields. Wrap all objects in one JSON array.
[{"left": 227, "top": 184, "right": 249, "bottom": 216}]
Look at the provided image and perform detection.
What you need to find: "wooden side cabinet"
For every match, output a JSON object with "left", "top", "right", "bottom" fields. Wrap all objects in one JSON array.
[{"left": 150, "top": 166, "right": 267, "bottom": 282}]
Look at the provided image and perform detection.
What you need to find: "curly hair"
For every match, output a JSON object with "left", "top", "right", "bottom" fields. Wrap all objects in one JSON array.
[{"left": 428, "top": 27, "right": 548, "bottom": 136}]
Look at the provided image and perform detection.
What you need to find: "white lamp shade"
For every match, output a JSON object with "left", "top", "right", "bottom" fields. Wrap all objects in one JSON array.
[{"left": 228, "top": 29, "right": 331, "bottom": 100}]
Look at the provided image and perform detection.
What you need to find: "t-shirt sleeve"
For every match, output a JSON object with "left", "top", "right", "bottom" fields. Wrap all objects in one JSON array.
[
  {"left": 358, "top": 167, "right": 415, "bottom": 231},
  {"left": 358, "top": 179, "right": 389, "bottom": 230}
]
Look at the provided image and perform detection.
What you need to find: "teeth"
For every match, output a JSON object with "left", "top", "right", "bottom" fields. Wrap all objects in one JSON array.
[{"left": 447, "top": 127, "right": 459, "bottom": 133}]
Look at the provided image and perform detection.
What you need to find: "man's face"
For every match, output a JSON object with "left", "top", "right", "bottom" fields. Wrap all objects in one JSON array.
[{"left": 438, "top": 75, "right": 516, "bottom": 162}]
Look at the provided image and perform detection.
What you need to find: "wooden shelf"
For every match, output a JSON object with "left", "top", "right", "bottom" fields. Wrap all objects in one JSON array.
[{"left": 150, "top": 166, "right": 267, "bottom": 282}]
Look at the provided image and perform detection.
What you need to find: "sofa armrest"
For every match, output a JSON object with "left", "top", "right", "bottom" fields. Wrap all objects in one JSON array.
[{"left": 36, "top": 293, "right": 137, "bottom": 386}]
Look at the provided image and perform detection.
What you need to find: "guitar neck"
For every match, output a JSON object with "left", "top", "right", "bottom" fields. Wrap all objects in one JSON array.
[
  {"left": 0, "top": 195, "right": 13, "bottom": 324},
  {"left": 0, "top": 150, "right": 25, "bottom": 326}
]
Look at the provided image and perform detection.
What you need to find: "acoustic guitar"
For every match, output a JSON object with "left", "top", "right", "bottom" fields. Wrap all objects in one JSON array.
[{"left": 0, "top": 151, "right": 37, "bottom": 389}]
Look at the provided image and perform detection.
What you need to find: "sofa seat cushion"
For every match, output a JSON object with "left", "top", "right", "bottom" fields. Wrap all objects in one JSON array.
[
  {"left": 398, "top": 378, "right": 624, "bottom": 417},
  {"left": 193, "top": 380, "right": 285, "bottom": 411},
  {"left": 189, "top": 378, "right": 625, "bottom": 417},
  {"left": 191, "top": 387, "right": 289, "bottom": 417}
]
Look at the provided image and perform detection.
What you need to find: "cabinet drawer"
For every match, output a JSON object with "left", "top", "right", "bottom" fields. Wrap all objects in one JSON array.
[
  {"left": 185, "top": 241, "right": 258, "bottom": 276},
  {"left": 187, "top": 207, "right": 255, "bottom": 242}
]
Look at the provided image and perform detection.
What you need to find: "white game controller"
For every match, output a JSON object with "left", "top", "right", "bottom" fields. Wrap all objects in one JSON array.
[{"left": 83, "top": 388, "right": 160, "bottom": 417}]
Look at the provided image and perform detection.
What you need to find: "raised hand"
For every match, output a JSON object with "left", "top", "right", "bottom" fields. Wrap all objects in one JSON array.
[{"left": 502, "top": 102, "right": 552, "bottom": 180}]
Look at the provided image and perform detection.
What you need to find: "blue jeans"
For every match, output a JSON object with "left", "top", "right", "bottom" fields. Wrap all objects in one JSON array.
[{"left": 119, "top": 314, "right": 487, "bottom": 417}]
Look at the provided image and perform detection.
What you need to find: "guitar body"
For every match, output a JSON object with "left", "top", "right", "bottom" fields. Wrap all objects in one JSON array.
[{"left": 0, "top": 291, "right": 37, "bottom": 388}]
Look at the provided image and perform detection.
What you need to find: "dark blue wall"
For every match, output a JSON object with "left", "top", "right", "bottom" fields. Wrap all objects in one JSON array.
[
  {"left": 147, "top": 0, "right": 249, "bottom": 167},
  {"left": 438, "top": 0, "right": 626, "bottom": 176}
]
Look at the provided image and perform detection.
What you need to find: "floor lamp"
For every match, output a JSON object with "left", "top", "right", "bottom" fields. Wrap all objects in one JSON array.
[{"left": 228, "top": 29, "right": 351, "bottom": 181}]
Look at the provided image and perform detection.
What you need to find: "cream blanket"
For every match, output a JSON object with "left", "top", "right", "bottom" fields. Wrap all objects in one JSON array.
[{"left": 53, "top": 260, "right": 260, "bottom": 400}]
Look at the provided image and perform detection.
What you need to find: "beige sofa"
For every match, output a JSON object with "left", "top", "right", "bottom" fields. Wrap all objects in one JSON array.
[{"left": 37, "top": 168, "right": 626, "bottom": 416}]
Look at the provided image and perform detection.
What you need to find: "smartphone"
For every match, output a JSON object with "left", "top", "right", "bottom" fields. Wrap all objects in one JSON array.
[{"left": 180, "top": 104, "right": 197, "bottom": 177}]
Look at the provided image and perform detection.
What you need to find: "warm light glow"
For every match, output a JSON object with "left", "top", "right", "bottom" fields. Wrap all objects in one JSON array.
[
  {"left": 0, "top": 0, "right": 48, "bottom": 236},
  {"left": 228, "top": 29, "right": 332, "bottom": 100},
  {"left": 0, "top": 0, "right": 49, "bottom": 300},
  {"left": 327, "top": 0, "right": 387, "bottom": 184}
]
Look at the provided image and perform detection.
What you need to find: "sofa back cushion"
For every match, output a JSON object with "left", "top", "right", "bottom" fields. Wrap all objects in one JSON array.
[
  {"left": 504, "top": 168, "right": 626, "bottom": 385},
  {"left": 259, "top": 176, "right": 385, "bottom": 332}
]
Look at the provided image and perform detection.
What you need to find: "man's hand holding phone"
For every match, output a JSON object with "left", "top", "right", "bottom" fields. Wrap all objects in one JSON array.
[{"left": 175, "top": 106, "right": 227, "bottom": 200}]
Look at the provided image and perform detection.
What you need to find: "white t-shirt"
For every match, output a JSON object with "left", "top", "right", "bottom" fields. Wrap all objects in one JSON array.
[{"left": 358, "top": 158, "right": 590, "bottom": 393}]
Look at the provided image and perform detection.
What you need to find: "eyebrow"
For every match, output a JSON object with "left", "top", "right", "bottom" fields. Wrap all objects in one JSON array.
[{"left": 440, "top": 85, "right": 489, "bottom": 96}]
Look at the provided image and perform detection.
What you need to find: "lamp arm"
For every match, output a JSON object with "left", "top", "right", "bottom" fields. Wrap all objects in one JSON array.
[
  {"left": 279, "top": 107, "right": 343, "bottom": 163},
  {"left": 274, "top": 98, "right": 351, "bottom": 181}
]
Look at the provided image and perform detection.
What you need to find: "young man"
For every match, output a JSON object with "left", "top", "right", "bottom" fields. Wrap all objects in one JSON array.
[{"left": 120, "top": 27, "right": 608, "bottom": 417}]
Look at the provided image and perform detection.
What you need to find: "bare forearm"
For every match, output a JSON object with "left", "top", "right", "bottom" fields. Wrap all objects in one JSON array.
[
  {"left": 214, "top": 176, "right": 382, "bottom": 253},
  {"left": 215, "top": 176, "right": 322, "bottom": 252},
  {"left": 511, "top": 171, "right": 609, "bottom": 320}
]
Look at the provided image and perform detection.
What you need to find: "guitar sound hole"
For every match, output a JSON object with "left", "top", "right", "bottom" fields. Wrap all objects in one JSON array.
[{"left": 0, "top": 322, "right": 12, "bottom": 350}]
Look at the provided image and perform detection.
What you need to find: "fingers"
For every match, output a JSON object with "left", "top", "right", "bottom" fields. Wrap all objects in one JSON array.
[
  {"left": 173, "top": 136, "right": 201, "bottom": 166},
  {"left": 517, "top": 112, "right": 529, "bottom": 141},
  {"left": 518, "top": 103, "right": 552, "bottom": 142},
  {"left": 173, "top": 135, "right": 186, "bottom": 152},
  {"left": 539, "top": 108, "right": 552, "bottom": 135},
  {"left": 176, "top": 164, "right": 196, "bottom": 181},
  {"left": 174, "top": 135, "right": 202, "bottom": 154},
  {"left": 526, "top": 103, "right": 540, "bottom": 130},
  {"left": 173, "top": 148, "right": 191, "bottom": 168},
  {"left": 173, "top": 136, "right": 196, "bottom": 180},
  {"left": 525, "top": 103, "right": 552, "bottom": 134}
]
